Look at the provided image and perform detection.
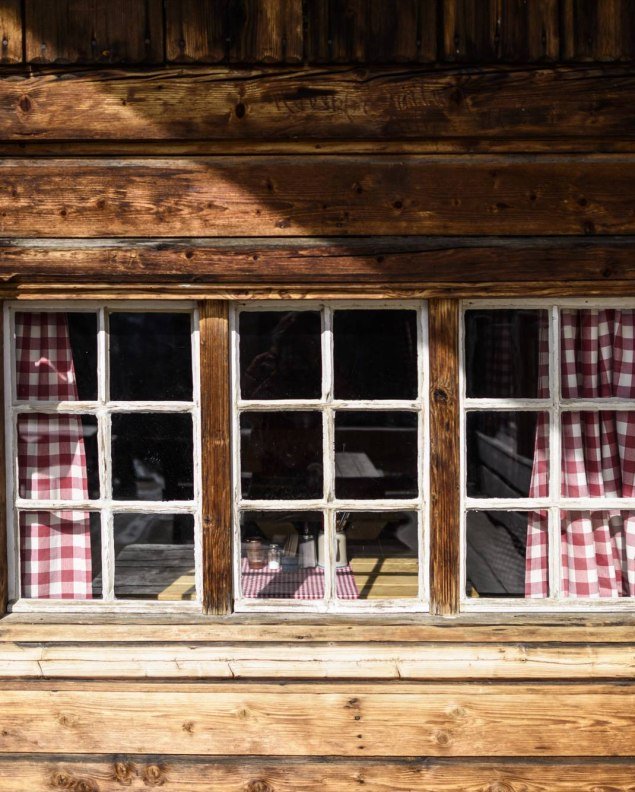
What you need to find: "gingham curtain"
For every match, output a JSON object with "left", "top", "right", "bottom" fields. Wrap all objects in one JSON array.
[
  {"left": 526, "top": 309, "right": 635, "bottom": 597},
  {"left": 16, "top": 313, "right": 92, "bottom": 599}
]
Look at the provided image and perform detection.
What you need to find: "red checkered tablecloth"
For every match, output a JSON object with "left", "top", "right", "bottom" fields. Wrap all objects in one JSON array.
[{"left": 241, "top": 558, "right": 359, "bottom": 599}]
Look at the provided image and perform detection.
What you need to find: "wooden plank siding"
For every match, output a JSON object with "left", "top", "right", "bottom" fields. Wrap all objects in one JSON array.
[
  {"left": 0, "top": 1, "right": 22, "bottom": 65},
  {"left": 2, "top": 66, "right": 635, "bottom": 147}
]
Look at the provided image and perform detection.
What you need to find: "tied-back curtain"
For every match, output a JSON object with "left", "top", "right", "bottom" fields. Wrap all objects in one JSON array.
[
  {"left": 526, "top": 309, "right": 635, "bottom": 597},
  {"left": 16, "top": 313, "right": 92, "bottom": 599}
]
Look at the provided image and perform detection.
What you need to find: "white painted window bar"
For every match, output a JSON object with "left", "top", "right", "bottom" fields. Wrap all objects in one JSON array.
[
  {"left": 231, "top": 301, "right": 430, "bottom": 613},
  {"left": 4, "top": 301, "right": 202, "bottom": 613},
  {"left": 461, "top": 298, "right": 635, "bottom": 612}
]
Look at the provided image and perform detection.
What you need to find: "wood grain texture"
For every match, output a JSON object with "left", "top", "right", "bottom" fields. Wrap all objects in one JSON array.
[
  {"left": 3, "top": 757, "right": 635, "bottom": 791},
  {"left": 306, "top": 0, "right": 437, "bottom": 63},
  {"left": 4, "top": 66, "right": 635, "bottom": 145},
  {"left": 428, "top": 300, "right": 460, "bottom": 615},
  {"left": 562, "top": 0, "right": 635, "bottom": 61},
  {"left": 0, "top": 1, "right": 22, "bottom": 65},
  {"left": 441, "top": 0, "right": 559, "bottom": 62},
  {"left": 2, "top": 641, "right": 635, "bottom": 679},
  {"left": 1, "top": 682, "right": 635, "bottom": 755},
  {"left": 3, "top": 156, "right": 635, "bottom": 238},
  {"left": 166, "top": 0, "right": 303, "bottom": 64},
  {"left": 24, "top": 0, "right": 164, "bottom": 64},
  {"left": 199, "top": 301, "right": 232, "bottom": 614},
  {"left": 1, "top": 238, "right": 634, "bottom": 286}
]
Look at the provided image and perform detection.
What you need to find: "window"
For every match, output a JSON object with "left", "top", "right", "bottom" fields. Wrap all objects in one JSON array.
[
  {"left": 232, "top": 303, "right": 429, "bottom": 612},
  {"left": 5, "top": 303, "right": 201, "bottom": 611},
  {"left": 463, "top": 301, "right": 635, "bottom": 610}
]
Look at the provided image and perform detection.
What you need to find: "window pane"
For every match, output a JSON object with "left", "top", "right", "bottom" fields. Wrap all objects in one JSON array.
[
  {"left": 464, "top": 309, "right": 547, "bottom": 399},
  {"left": 560, "top": 510, "right": 635, "bottom": 598},
  {"left": 16, "top": 312, "right": 97, "bottom": 401},
  {"left": 333, "top": 310, "right": 417, "bottom": 400},
  {"left": 466, "top": 510, "right": 548, "bottom": 598},
  {"left": 109, "top": 313, "right": 192, "bottom": 401},
  {"left": 561, "top": 309, "right": 635, "bottom": 399},
  {"left": 561, "top": 412, "right": 635, "bottom": 498},
  {"left": 466, "top": 412, "right": 548, "bottom": 499},
  {"left": 18, "top": 414, "right": 99, "bottom": 500},
  {"left": 240, "top": 412, "right": 323, "bottom": 500},
  {"left": 112, "top": 513, "right": 195, "bottom": 600},
  {"left": 19, "top": 510, "right": 101, "bottom": 599},
  {"left": 240, "top": 511, "right": 325, "bottom": 599},
  {"left": 111, "top": 414, "right": 194, "bottom": 501},
  {"left": 338, "top": 511, "right": 418, "bottom": 600},
  {"left": 239, "top": 311, "right": 321, "bottom": 400},
  {"left": 335, "top": 412, "right": 418, "bottom": 499}
]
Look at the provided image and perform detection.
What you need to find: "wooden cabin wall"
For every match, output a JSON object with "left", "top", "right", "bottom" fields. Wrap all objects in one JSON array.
[{"left": 2, "top": 1, "right": 635, "bottom": 790}]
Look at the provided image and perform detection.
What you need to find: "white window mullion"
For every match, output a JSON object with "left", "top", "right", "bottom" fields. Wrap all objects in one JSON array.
[
  {"left": 549, "top": 304, "right": 562, "bottom": 600},
  {"left": 322, "top": 305, "right": 335, "bottom": 602}
]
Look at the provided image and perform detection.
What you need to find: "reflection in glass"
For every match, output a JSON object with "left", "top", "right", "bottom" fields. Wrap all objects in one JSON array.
[
  {"left": 466, "top": 510, "right": 548, "bottom": 598},
  {"left": 338, "top": 511, "right": 418, "bottom": 600},
  {"left": 241, "top": 412, "right": 323, "bottom": 500},
  {"left": 239, "top": 311, "right": 322, "bottom": 400},
  {"left": 464, "top": 309, "right": 547, "bottom": 399},
  {"left": 19, "top": 510, "right": 101, "bottom": 599},
  {"left": 334, "top": 310, "right": 417, "bottom": 400},
  {"left": 560, "top": 510, "right": 635, "bottom": 598},
  {"left": 109, "top": 313, "right": 192, "bottom": 401},
  {"left": 466, "top": 412, "right": 547, "bottom": 499},
  {"left": 111, "top": 413, "right": 194, "bottom": 501},
  {"left": 16, "top": 312, "right": 98, "bottom": 401},
  {"left": 112, "top": 513, "right": 195, "bottom": 600},
  {"left": 239, "top": 511, "right": 327, "bottom": 599},
  {"left": 18, "top": 414, "right": 99, "bottom": 500},
  {"left": 335, "top": 412, "right": 418, "bottom": 499}
]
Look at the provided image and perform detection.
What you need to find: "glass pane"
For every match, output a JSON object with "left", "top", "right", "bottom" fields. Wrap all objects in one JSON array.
[
  {"left": 466, "top": 412, "right": 548, "bottom": 499},
  {"left": 560, "top": 510, "right": 635, "bottom": 598},
  {"left": 240, "top": 511, "right": 325, "bottom": 599},
  {"left": 239, "top": 311, "right": 321, "bottom": 400},
  {"left": 338, "top": 511, "right": 418, "bottom": 600},
  {"left": 112, "top": 513, "right": 195, "bottom": 600},
  {"left": 333, "top": 310, "right": 417, "bottom": 400},
  {"left": 466, "top": 510, "right": 548, "bottom": 598},
  {"left": 335, "top": 412, "right": 418, "bottom": 499},
  {"left": 111, "top": 414, "right": 194, "bottom": 501},
  {"left": 109, "top": 313, "right": 192, "bottom": 401},
  {"left": 15, "top": 312, "right": 97, "bottom": 401},
  {"left": 19, "top": 510, "right": 101, "bottom": 599},
  {"left": 464, "top": 310, "right": 547, "bottom": 398},
  {"left": 561, "top": 412, "right": 635, "bottom": 498},
  {"left": 241, "top": 412, "right": 323, "bottom": 500},
  {"left": 18, "top": 414, "right": 99, "bottom": 500},
  {"left": 561, "top": 308, "right": 635, "bottom": 399}
]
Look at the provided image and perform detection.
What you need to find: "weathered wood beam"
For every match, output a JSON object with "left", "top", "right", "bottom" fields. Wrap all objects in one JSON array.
[
  {"left": 3, "top": 66, "right": 635, "bottom": 146},
  {"left": 3, "top": 756, "right": 635, "bottom": 791},
  {"left": 1, "top": 682, "right": 635, "bottom": 755},
  {"left": 2, "top": 156, "right": 635, "bottom": 238}
]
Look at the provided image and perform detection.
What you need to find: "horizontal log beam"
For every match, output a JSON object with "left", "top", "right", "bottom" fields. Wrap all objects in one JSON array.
[
  {"left": 0, "top": 682, "right": 634, "bottom": 756},
  {"left": 3, "top": 757, "right": 635, "bottom": 792},
  {"left": 3, "top": 66, "right": 635, "bottom": 149},
  {"left": 3, "top": 156, "right": 635, "bottom": 237},
  {"left": 1, "top": 237, "right": 634, "bottom": 285}
]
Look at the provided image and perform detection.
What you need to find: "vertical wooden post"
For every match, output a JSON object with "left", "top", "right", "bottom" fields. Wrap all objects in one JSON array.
[
  {"left": 199, "top": 300, "right": 232, "bottom": 615},
  {"left": 428, "top": 298, "right": 460, "bottom": 616},
  {"left": 0, "top": 303, "right": 7, "bottom": 615}
]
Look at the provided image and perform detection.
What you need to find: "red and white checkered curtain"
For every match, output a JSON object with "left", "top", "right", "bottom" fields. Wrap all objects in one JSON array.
[
  {"left": 526, "top": 309, "right": 635, "bottom": 597},
  {"left": 16, "top": 313, "right": 92, "bottom": 599}
]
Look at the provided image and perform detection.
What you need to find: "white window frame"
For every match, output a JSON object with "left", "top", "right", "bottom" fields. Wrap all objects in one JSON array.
[
  {"left": 461, "top": 297, "right": 635, "bottom": 612},
  {"left": 231, "top": 300, "right": 430, "bottom": 613},
  {"left": 4, "top": 300, "right": 202, "bottom": 613}
]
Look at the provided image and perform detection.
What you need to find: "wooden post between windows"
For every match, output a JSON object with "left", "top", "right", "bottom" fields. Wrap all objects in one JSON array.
[
  {"left": 199, "top": 300, "right": 232, "bottom": 615},
  {"left": 429, "top": 299, "right": 460, "bottom": 616}
]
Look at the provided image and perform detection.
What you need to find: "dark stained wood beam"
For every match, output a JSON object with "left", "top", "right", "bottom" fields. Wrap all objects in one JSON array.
[
  {"left": 3, "top": 156, "right": 635, "bottom": 238},
  {"left": 2, "top": 66, "right": 635, "bottom": 147}
]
